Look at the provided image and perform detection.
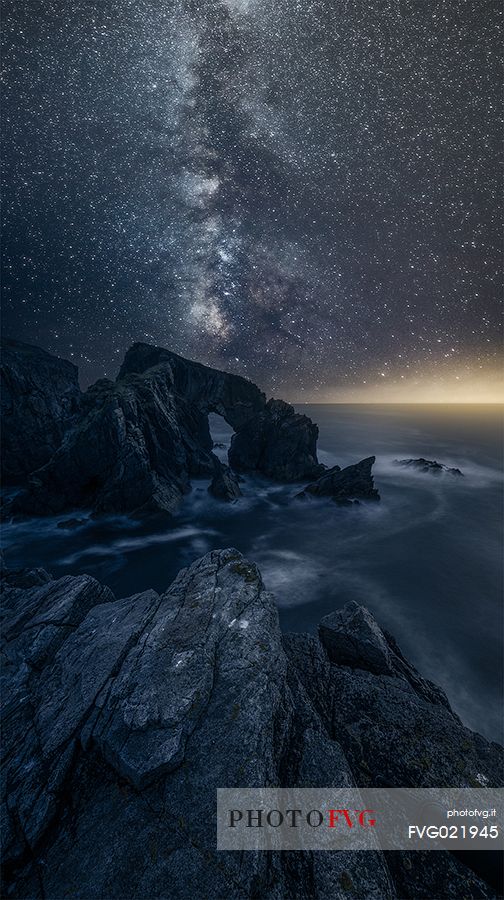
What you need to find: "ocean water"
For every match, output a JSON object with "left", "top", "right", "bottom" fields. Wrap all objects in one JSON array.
[{"left": 2, "top": 404, "right": 503, "bottom": 743}]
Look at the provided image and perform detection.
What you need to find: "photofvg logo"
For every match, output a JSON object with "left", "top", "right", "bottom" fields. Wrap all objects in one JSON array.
[
  {"left": 229, "top": 807, "right": 377, "bottom": 830},
  {"left": 217, "top": 788, "right": 504, "bottom": 851}
]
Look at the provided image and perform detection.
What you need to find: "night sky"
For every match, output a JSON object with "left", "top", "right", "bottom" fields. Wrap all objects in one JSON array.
[{"left": 2, "top": 0, "right": 502, "bottom": 400}]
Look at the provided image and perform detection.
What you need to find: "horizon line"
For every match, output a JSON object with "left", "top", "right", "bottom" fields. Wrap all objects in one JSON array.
[{"left": 290, "top": 400, "right": 504, "bottom": 406}]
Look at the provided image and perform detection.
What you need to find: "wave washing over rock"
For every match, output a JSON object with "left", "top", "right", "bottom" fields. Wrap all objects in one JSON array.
[
  {"left": 393, "top": 458, "right": 464, "bottom": 477},
  {"left": 1, "top": 549, "right": 502, "bottom": 899}
]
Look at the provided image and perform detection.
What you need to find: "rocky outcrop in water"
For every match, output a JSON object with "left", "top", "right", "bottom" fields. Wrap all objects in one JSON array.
[
  {"left": 2, "top": 550, "right": 501, "bottom": 899},
  {"left": 0, "top": 338, "right": 81, "bottom": 484},
  {"left": 208, "top": 463, "right": 242, "bottom": 501},
  {"left": 4, "top": 341, "right": 325, "bottom": 518},
  {"left": 394, "top": 458, "right": 464, "bottom": 476},
  {"left": 229, "top": 398, "right": 324, "bottom": 482},
  {"left": 297, "top": 456, "right": 380, "bottom": 504}
]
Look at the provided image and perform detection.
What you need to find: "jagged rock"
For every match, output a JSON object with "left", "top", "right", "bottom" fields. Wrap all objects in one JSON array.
[
  {"left": 1, "top": 551, "right": 390, "bottom": 899},
  {"left": 285, "top": 605, "right": 504, "bottom": 899},
  {"left": 297, "top": 456, "right": 380, "bottom": 503},
  {"left": 208, "top": 462, "right": 242, "bottom": 501},
  {"left": 229, "top": 398, "right": 324, "bottom": 481},
  {"left": 285, "top": 602, "right": 503, "bottom": 793},
  {"left": 4, "top": 341, "right": 324, "bottom": 517},
  {"left": 0, "top": 338, "right": 81, "bottom": 484},
  {"left": 318, "top": 602, "right": 451, "bottom": 706},
  {"left": 394, "top": 458, "right": 464, "bottom": 476},
  {"left": 118, "top": 342, "right": 266, "bottom": 432},
  {"left": 7, "top": 368, "right": 196, "bottom": 517},
  {"left": 319, "top": 601, "right": 397, "bottom": 675},
  {"left": 2, "top": 552, "right": 502, "bottom": 898},
  {"left": 0, "top": 554, "right": 52, "bottom": 588}
]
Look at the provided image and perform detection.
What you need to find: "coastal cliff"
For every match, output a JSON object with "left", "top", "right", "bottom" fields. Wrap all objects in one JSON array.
[{"left": 0, "top": 339, "right": 81, "bottom": 484}]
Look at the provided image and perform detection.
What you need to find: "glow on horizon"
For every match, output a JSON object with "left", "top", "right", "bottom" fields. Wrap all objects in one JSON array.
[{"left": 290, "top": 368, "right": 504, "bottom": 404}]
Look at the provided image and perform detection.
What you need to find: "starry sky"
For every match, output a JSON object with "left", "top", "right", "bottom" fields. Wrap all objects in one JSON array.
[{"left": 2, "top": 0, "right": 502, "bottom": 400}]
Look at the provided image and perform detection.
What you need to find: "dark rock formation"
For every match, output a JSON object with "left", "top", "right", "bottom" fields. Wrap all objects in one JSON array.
[
  {"left": 8, "top": 367, "right": 207, "bottom": 517},
  {"left": 2, "top": 550, "right": 502, "bottom": 899},
  {"left": 319, "top": 602, "right": 397, "bottom": 675},
  {"left": 285, "top": 609, "right": 502, "bottom": 793},
  {"left": 317, "top": 601, "right": 451, "bottom": 706},
  {"left": 394, "top": 458, "right": 464, "bottom": 476},
  {"left": 229, "top": 398, "right": 324, "bottom": 482},
  {"left": 297, "top": 456, "right": 380, "bottom": 504},
  {"left": 0, "top": 338, "right": 81, "bottom": 484},
  {"left": 0, "top": 561, "right": 52, "bottom": 589},
  {"left": 208, "top": 463, "right": 242, "bottom": 502},
  {"left": 118, "top": 342, "right": 266, "bottom": 432},
  {"left": 1, "top": 550, "right": 390, "bottom": 899},
  {"left": 4, "top": 341, "right": 324, "bottom": 518}
]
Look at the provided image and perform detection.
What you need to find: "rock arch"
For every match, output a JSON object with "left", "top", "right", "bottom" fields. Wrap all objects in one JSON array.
[{"left": 5, "top": 340, "right": 323, "bottom": 518}]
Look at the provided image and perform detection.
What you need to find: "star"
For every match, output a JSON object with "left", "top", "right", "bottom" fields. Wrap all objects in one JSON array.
[{"left": 1, "top": 0, "right": 501, "bottom": 400}]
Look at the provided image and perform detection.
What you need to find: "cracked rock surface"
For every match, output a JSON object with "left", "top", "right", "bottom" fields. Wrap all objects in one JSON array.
[{"left": 2, "top": 550, "right": 502, "bottom": 899}]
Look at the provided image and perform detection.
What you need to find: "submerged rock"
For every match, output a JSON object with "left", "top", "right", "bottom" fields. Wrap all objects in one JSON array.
[
  {"left": 57, "top": 517, "right": 88, "bottom": 530},
  {"left": 0, "top": 338, "right": 81, "bottom": 484},
  {"left": 4, "top": 340, "right": 325, "bottom": 517},
  {"left": 298, "top": 456, "right": 380, "bottom": 503},
  {"left": 0, "top": 561, "right": 52, "bottom": 588},
  {"left": 394, "top": 458, "right": 464, "bottom": 476},
  {"left": 2, "top": 550, "right": 501, "bottom": 899}
]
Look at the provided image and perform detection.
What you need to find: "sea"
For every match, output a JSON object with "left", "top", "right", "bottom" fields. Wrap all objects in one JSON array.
[{"left": 2, "top": 403, "right": 503, "bottom": 743}]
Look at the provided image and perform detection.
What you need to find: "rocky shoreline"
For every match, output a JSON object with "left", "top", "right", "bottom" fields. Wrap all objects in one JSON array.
[
  {"left": 1, "top": 549, "right": 502, "bottom": 899},
  {"left": 1, "top": 338, "right": 501, "bottom": 899},
  {"left": 1, "top": 339, "right": 378, "bottom": 518}
]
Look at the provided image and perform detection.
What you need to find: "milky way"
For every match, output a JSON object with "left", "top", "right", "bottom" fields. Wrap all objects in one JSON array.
[{"left": 2, "top": 0, "right": 502, "bottom": 398}]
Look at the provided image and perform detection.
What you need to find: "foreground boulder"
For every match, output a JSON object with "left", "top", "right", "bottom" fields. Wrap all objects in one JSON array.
[
  {"left": 2, "top": 551, "right": 501, "bottom": 899},
  {"left": 0, "top": 338, "right": 81, "bottom": 484},
  {"left": 297, "top": 456, "right": 380, "bottom": 504},
  {"left": 1, "top": 551, "right": 390, "bottom": 899},
  {"left": 394, "top": 458, "right": 464, "bottom": 476},
  {"left": 4, "top": 341, "right": 324, "bottom": 518}
]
